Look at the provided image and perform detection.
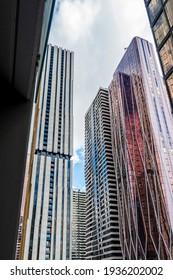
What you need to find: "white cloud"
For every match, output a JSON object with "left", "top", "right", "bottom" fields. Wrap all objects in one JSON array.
[
  {"left": 71, "top": 147, "right": 84, "bottom": 164},
  {"left": 72, "top": 150, "right": 81, "bottom": 164},
  {"left": 49, "top": 0, "right": 156, "bottom": 151},
  {"left": 50, "top": 0, "right": 100, "bottom": 46}
]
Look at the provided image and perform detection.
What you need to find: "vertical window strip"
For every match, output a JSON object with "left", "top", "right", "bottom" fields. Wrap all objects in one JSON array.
[
  {"left": 52, "top": 48, "right": 59, "bottom": 152},
  {"left": 58, "top": 50, "right": 64, "bottom": 151},
  {"left": 62, "top": 50, "right": 67, "bottom": 153},
  {"left": 60, "top": 159, "right": 65, "bottom": 259},
  {"left": 36, "top": 155, "right": 47, "bottom": 259},
  {"left": 43, "top": 48, "right": 54, "bottom": 148},
  {"left": 28, "top": 155, "right": 41, "bottom": 259},
  {"left": 66, "top": 159, "right": 71, "bottom": 259},
  {"left": 45, "top": 158, "right": 55, "bottom": 260},
  {"left": 38, "top": 48, "right": 49, "bottom": 148},
  {"left": 141, "top": 39, "right": 149, "bottom": 72},
  {"left": 68, "top": 53, "right": 72, "bottom": 156},
  {"left": 53, "top": 157, "right": 59, "bottom": 259}
]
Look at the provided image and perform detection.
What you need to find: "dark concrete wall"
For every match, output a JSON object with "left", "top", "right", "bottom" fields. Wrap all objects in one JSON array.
[
  {"left": 0, "top": 78, "right": 33, "bottom": 259},
  {"left": 0, "top": 0, "right": 55, "bottom": 259}
]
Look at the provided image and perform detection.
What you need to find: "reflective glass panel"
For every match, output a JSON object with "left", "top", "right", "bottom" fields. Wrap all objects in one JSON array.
[
  {"left": 159, "top": 36, "right": 173, "bottom": 74},
  {"left": 153, "top": 12, "right": 169, "bottom": 45},
  {"left": 148, "top": 0, "right": 162, "bottom": 23},
  {"left": 165, "top": 0, "right": 173, "bottom": 27},
  {"left": 167, "top": 73, "right": 173, "bottom": 98}
]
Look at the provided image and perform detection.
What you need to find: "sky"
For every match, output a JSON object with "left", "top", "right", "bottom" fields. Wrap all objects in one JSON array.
[{"left": 48, "top": 0, "right": 157, "bottom": 191}]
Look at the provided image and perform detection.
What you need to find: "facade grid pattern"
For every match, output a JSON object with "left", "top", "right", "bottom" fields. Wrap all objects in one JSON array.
[
  {"left": 23, "top": 44, "right": 74, "bottom": 260},
  {"left": 72, "top": 189, "right": 86, "bottom": 260},
  {"left": 85, "top": 88, "right": 122, "bottom": 260},
  {"left": 144, "top": 0, "right": 173, "bottom": 109}
]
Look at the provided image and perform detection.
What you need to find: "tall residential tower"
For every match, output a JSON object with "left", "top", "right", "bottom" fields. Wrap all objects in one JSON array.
[
  {"left": 23, "top": 44, "right": 74, "bottom": 260},
  {"left": 72, "top": 189, "right": 86, "bottom": 260},
  {"left": 109, "top": 37, "right": 173, "bottom": 259},
  {"left": 85, "top": 88, "right": 122, "bottom": 260}
]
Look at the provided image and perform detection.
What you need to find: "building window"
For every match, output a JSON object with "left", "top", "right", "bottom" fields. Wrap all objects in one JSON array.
[
  {"left": 165, "top": 0, "right": 173, "bottom": 27},
  {"left": 167, "top": 73, "right": 173, "bottom": 99},
  {"left": 159, "top": 36, "right": 173, "bottom": 74},
  {"left": 153, "top": 12, "right": 169, "bottom": 46},
  {"left": 148, "top": 0, "right": 162, "bottom": 23}
]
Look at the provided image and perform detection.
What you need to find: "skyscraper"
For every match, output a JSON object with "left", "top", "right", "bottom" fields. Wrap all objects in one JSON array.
[
  {"left": 72, "top": 189, "right": 86, "bottom": 260},
  {"left": 144, "top": 0, "right": 173, "bottom": 109},
  {"left": 109, "top": 37, "right": 173, "bottom": 259},
  {"left": 85, "top": 88, "right": 122, "bottom": 260},
  {"left": 23, "top": 44, "right": 74, "bottom": 260}
]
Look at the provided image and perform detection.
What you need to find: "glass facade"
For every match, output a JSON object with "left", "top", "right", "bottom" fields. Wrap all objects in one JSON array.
[
  {"left": 148, "top": 0, "right": 162, "bottom": 23},
  {"left": 153, "top": 12, "right": 169, "bottom": 45},
  {"left": 167, "top": 72, "right": 173, "bottom": 98},
  {"left": 165, "top": 0, "right": 173, "bottom": 27},
  {"left": 109, "top": 37, "right": 173, "bottom": 259},
  {"left": 159, "top": 36, "right": 173, "bottom": 74},
  {"left": 145, "top": 0, "right": 173, "bottom": 108}
]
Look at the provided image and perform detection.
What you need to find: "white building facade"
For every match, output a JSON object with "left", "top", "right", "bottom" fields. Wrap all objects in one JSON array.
[{"left": 24, "top": 45, "right": 74, "bottom": 260}]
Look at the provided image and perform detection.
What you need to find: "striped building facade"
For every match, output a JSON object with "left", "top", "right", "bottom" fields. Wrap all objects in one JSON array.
[
  {"left": 72, "top": 189, "right": 86, "bottom": 260},
  {"left": 23, "top": 44, "right": 74, "bottom": 260},
  {"left": 85, "top": 88, "right": 122, "bottom": 260}
]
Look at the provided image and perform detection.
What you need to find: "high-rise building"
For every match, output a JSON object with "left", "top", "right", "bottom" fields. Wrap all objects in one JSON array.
[
  {"left": 72, "top": 189, "right": 86, "bottom": 260},
  {"left": 144, "top": 0, "right": 173, "bottom": 109},
  {"left": 85, "top": 88, "right": 122, "bottom": 260},
  {"left": 23, "top": 44, "right": 74, "bottom": 260},
  {"left": 109, "top": 37, "right": 173, "bottom": 259}
]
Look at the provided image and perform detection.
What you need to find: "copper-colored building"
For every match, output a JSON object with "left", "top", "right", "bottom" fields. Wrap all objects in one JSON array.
[{"left": 109, "top": 37, "right": 173, "bottom": 259}]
